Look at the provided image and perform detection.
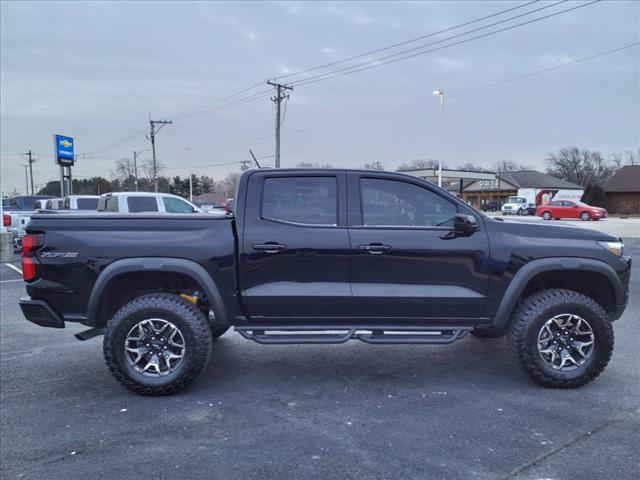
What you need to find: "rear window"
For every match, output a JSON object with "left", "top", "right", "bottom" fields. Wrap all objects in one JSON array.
[
  {"left": 127, "top": 196, "right": 158, "bottom": 213},
  {"left": 262, "top": 176, "right": 337, "bottom": 225},
  {"left": 76, "top": 198, "right": 99, "bottom": 210}
]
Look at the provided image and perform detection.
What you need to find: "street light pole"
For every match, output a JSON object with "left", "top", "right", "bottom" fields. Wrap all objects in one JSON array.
[
  {"left": 433, "top": 89, "right": 444, "bottom": 188},
  {"left": 133, "top": 149, "right": 149, "bottom": 192},
  {"left": 185, "top": 147, "right": 193, "bottom": 202}
]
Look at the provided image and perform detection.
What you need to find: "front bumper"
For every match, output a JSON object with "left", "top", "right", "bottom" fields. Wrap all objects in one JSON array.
[{"left": 19, "top": 297, "right": 65, "bottom": 328}]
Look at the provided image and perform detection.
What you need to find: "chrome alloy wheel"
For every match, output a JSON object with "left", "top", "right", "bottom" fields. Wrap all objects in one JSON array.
[
  {"left": 537, "top": 314, "right": 595, "bottom": 371},
  {"left": 124, "top": 319, "right": 186, "bottom": 377}
]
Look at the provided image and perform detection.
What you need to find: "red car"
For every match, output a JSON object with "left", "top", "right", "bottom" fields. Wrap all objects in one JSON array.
[{"left": 536, "top": 200, "right": 607, "bottom": 221}]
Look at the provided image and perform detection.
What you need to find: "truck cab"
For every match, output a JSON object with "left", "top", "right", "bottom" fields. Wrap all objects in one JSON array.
[{"left": 501, "top": 196, "right": 528, "bottom": 215}]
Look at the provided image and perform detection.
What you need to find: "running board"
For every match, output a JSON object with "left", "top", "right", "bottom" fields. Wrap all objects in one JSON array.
[{"left": 235, "top": 325, "right": 471, "bottom": 345}]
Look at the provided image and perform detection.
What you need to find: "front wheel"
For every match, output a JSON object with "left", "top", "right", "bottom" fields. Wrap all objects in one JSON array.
[
  {"left": 507, "top": 289, "right": 613, "bottom": 388},
  {"left": 104, "top": 293, "right": 213, "bottom": 396},
  {"left": 580, "top": 212, "right": 591, "bottom": 221},
  {"left": 542, "top": 211, "right": 552, "bottom": 220}
]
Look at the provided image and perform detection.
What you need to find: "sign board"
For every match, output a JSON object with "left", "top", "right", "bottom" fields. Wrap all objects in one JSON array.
[{"left": 54, "top": 134, "right": 75, "bottom": 166}]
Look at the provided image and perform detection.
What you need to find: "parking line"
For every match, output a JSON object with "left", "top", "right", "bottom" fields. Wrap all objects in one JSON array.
[
  {"left": 5, "top": 263, "right": 23, "bottom": 275},
  {"left": 0, "top": 279, "right": 23, "bottom": 283}
]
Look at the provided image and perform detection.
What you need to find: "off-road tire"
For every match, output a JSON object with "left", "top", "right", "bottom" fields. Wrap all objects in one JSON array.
[
  {"left": 104, "top": 293, "right": 212, "bottom": 396},
  {"left": 471, "top": 328, "right": 506, "bottom": 338},
  {"left": 507, "top": 289, "right": 613, "bottom": 388}
]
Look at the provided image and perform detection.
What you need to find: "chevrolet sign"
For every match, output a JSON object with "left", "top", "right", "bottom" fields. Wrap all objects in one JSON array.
[{"left": 54, "top": 134, "right": 75, "bottom": 166}]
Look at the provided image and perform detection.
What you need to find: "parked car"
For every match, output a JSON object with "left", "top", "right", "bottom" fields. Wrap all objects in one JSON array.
[
  {"left": 536, "top": 201, "right": 607, "bottom": 221},
  {"left": 199, "top": 202, "right": 228, "bottom": 213},
  {"left": 2, "top": 195, "right": 55, "bottom": 248},
  {"left": 97, "top": 192, "right": 203, "bottom": 214},
  {"left": 19, "top": 169, "right": 630, "bottom": 395},
  {"left": 44, "top": 198, "right": 64, "bottom": 210},
  {"left": 501, "top": 196, "right": 529, "bottom": 215},
  {"left": 481, "top": 201, "right": 501, "bottom": 212}
]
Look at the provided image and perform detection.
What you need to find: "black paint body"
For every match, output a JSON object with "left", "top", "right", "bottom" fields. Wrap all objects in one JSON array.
[{"left": 21, "top": 169, "right": 631, "bottom": 330}]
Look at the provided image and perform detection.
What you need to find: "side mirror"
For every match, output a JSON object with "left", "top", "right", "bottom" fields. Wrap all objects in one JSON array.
[{"left": 454, "top": 213, "right": 479, "bottom": 235}]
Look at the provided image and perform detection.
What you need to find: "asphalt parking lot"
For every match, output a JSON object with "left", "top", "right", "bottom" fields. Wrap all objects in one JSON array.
[{"left": 1, "top": 218, "right": 639, "bottom": 480}]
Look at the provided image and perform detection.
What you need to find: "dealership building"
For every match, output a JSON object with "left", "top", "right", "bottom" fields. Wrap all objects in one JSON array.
[
  {"left": 403, "top": 168, "right": 584, "bottom": 208},
  {"left": 461, "top": 170, "right": 583, "bottom": 209}
]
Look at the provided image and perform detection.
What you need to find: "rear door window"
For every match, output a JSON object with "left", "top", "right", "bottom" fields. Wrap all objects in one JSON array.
[
  {"left": 262, "top": 176, "right": 337, "bottom": 225},
  {"left": 127, "top": 196, "right": 158, "bottom": 213}
]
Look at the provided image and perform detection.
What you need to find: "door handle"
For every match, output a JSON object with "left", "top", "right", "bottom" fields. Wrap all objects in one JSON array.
[
  {"left": 252, "top": 243, "right": 287, "bottom": 253},
  {"left": 358, "top": 244, "right": 391, "bottom": 254}
]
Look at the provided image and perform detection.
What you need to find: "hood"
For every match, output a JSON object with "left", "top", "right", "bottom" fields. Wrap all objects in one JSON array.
[{"left": 487, "top": 217, "right": 618, "bottom": 242}]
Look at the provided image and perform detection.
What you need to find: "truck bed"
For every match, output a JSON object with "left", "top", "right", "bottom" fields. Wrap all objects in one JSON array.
[{"left": 25, "top": 213, "right": 238, "bottom": 325}]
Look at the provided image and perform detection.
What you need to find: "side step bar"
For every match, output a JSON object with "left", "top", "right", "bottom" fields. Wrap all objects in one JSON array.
[{"left": 235, "top": 325, "right": 471, "bottom": 345}]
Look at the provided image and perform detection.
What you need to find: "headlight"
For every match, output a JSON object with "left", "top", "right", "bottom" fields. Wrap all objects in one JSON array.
[{"left": 597, "top": 241, "right": 624, "bottom": 257}]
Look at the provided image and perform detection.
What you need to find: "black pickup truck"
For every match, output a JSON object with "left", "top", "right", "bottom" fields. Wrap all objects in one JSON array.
[{"left": 19, "top": 169, "right": 631, "bottom": 395}]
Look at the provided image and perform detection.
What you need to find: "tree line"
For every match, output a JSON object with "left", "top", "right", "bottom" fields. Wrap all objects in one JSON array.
[{"left": 37, "top": 147, "right": 637, "bottom": 205}]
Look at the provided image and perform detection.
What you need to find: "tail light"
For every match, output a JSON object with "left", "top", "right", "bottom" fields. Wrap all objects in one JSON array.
[
  {"left": 21, "top": 234, "right": 44, "bottom": 282},
  {"left": 2, "top": 214, "right": 10, "bottom": 227}
]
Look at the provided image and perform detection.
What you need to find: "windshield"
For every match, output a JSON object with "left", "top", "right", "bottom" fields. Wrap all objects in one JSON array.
[{"left": 507, "top": 197, "right": 525, "bottom": 203}]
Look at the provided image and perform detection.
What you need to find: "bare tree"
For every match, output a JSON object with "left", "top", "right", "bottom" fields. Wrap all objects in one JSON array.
[
  {"left": 493, "top": 160, "right": 530, "bottom": 172},
  {"left": 545, "top": 146, "right": 613, "bottom": 186},
  {"left": 456, "top": 162, "right": 490, "bottom": 172},
  {"left": 610, "top": 148, "right": 639, "bottom": 168},
  {"left": 396, "top": 159, "right": 438, "bottom": 171},
  {"left": 364, "top": 161, "right": 385, "bottom": 170},
  {"left": 141, "top": 158, "right": 166, "bottom": 183},
  {"left": 217, "top": 173, "right": 241, "bottom": 199},
  {"left": 112, "top": 158, "right": 135, "bottom": 190},
  {"left": 296, "top": 162, "right": 333, "bottom": 168}
]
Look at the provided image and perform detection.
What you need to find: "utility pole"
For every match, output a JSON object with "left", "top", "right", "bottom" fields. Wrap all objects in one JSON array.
[
  {"left": 432, "top": 89, "right": 445, "bottom": 187},
  {"left": 267, "top": 81, "right": 293, "bottom": 168},
  {"left": 21, "top": 165, "right": 29, "bottom": 195},
  {"left": 185, "top": 147, "right": 193, "bottom": 202},
  {"left": 133, "top": 149, "right": 149, "bottom": 192},
  {"left": 147, "top": 119, "right": 172, "bottom": 192},
  {"left": 240, "top": 159, "right": 252, "bottom": 171},
  {"left": 133, "top": 150, "right": 140, "bottom": 192},
  {"left": 22, "top": 150, "right": 36, "bottom": 195}
]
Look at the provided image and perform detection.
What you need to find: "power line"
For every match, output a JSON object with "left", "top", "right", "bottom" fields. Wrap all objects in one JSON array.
[
  {"left": 397, "top": 41, "right": 640, "bottom": 111},
  {"left": 71, "top": 0, "right": 600, "bottom": 159},
  {"left": 290, "top": 0, "right": 600, "bottom": 88},
  {"left": 158, "top": 2, "right": 546, "bottom": 123},
  {"left": 274, "top": 0, "right": 542, "bottom": 82}
]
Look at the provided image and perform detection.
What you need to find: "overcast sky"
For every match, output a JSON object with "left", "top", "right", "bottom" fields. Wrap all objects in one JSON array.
[{"left": 1, "top": 0, "right": 638, "bottom": 194}]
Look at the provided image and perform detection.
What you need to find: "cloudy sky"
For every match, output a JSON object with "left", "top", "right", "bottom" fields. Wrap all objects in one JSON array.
[{"left": 1, "top": 0, "right": 638, "bottom": 194}]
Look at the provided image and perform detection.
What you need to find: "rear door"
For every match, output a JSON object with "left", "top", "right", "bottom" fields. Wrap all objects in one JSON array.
[
  {"left": 239, "top": 171, "right": 351, "bottom": 321},
  {"left": 347, "top": 172, "right": 490, "bottom": 322}
]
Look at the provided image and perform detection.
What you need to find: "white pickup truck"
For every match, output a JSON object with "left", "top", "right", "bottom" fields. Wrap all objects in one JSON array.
[{"left": 96, "top": 192, "right": 207, "bottom": 214}]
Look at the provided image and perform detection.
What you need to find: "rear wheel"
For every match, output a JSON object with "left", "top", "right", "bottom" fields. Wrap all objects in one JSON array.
[
  {"left": 542, "top": 211, "right": 552, "bottom": 220},
  {"left": 580, "top": 212, "right": 591, "bottom": 221},
  {"left": 104, "top": 293, "right": 213, "bottom": 396},
  {"left": 507, "top": 289, "right": 613, "bottom": 388}
]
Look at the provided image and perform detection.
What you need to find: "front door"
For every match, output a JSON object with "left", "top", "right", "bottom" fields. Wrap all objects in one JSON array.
[
  {"left": 239, "top": 171, "right": 351, "bottom": 321},
  {"left": 347, "top": 172, "right": 490, "bottom": 322}
]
